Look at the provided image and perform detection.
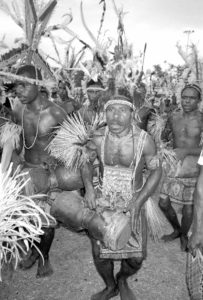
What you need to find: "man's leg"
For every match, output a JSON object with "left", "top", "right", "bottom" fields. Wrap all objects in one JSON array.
[
  {"left": 36, "top": 227, "right": 55, "bottom": 278},
  {"left": 90, "top": 238, "right": 119, "bottom": 300},
  {"left": 159, "top": 196, "right": 181, "bottom": 241},
  {"left": 19, "top": 227, "right": 55, "bottom": 278},
  {"left": 116, "top": 257, "right": 143, "bottom": 300},
  {"left": 180, "top": 204, "right": 193, "bottom": 251}
]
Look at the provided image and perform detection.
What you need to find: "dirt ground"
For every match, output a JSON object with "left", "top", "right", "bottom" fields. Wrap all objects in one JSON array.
[{"left": 0, "top": 220, "right": 190, "bottom": 300}]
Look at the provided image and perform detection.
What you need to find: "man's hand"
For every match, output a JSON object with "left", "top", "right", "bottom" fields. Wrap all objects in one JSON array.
[
  {"left": 84, "top": 187, "right": 96, "bottom": 210},
  {"left": 188, "top": 232, "right": 203, "bottom": 257},
  {"left": 174, "top": 148, "right": 188, "bottom": 162},
  {"left": 124, "top": 198, "right": 142, "bottom": 233}
]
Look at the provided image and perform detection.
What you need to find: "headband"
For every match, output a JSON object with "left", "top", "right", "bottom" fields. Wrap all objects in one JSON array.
[
  {"left": 86, "top": 86, "right": 106, "bottom": 91},
  {"left": 104, "top": 99, "right": 135, "bottom": 111},
  {"left": 182, "top": 84, "right": 202, "bottom": 96}
]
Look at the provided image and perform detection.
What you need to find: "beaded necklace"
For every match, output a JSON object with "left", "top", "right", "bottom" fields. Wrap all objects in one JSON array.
[{"left": 22, "top": 105, "right": 42, "bottom": 150}]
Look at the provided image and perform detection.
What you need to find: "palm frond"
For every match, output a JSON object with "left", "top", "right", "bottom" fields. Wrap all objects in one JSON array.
[{"left": 0, "top": 164, "right": 55, "bottom": 280}]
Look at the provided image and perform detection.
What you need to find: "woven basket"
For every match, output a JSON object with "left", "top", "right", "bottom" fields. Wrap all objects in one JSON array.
[{"left": 186, "top": 250, "right": 203, "bottom": 300}]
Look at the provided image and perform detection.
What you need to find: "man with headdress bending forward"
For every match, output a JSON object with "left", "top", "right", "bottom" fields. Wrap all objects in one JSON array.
[
  {"left": 14, "top": 65, "right": 66, "bottom": 277},
  {"left": 85, "top": 94, "right": 162, "bottom": 300}
]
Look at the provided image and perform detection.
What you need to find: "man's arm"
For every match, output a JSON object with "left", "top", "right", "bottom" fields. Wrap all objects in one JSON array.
[
  {"left": 51, "top": 103, "right": 67, "bottom": 125},
  {"left": 134, "top": 134, "right": 162, "bottom": 214},
  {"left": 173, "top": 146, "right": 202, "bottom": 163},
  {"left": 189, "top": 164, "right": 203, "bottom": 255},
  {"left": 80, "top": 161, "right": 96, "bottom": 210},
  {"left": 161, "top": 115, "right": 173, "bottom": 144}
]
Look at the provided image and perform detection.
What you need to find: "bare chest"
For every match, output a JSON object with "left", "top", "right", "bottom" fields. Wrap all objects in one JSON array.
[
  {"left": 22, "top": 109, "right": 56, "bottom": 138},
  {"left": 103, "top": 135, "right": 136, "bottom": 167},
  {"left": 172, "top": 116, "right": 201, "bottom": 140}
]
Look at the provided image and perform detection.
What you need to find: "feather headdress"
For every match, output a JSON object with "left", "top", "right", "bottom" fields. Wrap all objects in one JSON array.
[{"left": 0, "top": 0, "right": 75, "bottom": 88}]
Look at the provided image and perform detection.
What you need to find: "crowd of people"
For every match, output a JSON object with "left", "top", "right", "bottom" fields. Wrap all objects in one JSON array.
[
  {"left": 1, "top": 1, "right": 203, "bottom": 300},
  {"left": 0, "top": 59, "right": 203, "bottom": 300}
]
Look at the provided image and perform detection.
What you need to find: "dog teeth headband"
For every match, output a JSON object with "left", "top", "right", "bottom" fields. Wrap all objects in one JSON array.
[{"left": 104, "top": 99, "right": 135, "bottom": 111}]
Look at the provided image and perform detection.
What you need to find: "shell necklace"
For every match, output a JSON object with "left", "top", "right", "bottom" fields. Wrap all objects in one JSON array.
[{"left": 22, "top": 105, "right": 42, "bottom": 150}]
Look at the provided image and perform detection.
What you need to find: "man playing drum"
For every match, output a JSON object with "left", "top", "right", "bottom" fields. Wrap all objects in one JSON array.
[{"left": 84, "top": 94, "right": 162, "bottom": 300}]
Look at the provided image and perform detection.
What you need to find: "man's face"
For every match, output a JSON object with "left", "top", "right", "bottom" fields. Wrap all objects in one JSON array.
[
  {"left": 181, "top": 87, "right": 200, "bottom": 112},
  {"left": 87, "top": 89, "right": 102, "bottom": 103},
  {"left": 58, "top": 82, "right": 68, "bottom": 102},
  {"left": 106, "top": 103, "right": 133, "bottom": 135},
  {"left": 15, "top": 72, "right": 38, "bottom": 104}
]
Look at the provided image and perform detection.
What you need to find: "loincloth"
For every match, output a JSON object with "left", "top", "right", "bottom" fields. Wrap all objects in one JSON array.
[
  {"left": 95, "top": 192, "right": 147, "bottom": 260},
  {"left": 161, "top": 156, "right": 198, "bottom": 205}
]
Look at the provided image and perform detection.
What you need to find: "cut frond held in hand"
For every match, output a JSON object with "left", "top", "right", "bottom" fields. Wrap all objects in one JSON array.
[
  {"left": 145, "top": 197, "right": 168, "bottom": 242},
  {"left": 158, "top": 143, "right": 178, "bottom": 168},
  {"left": 0, "top": 163, "right": 55, "bottom": 281}
]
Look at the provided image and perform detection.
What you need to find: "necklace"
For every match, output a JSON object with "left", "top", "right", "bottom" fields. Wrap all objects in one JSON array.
[{"left": 22, "top": 105, "right": 42, "bottom": 150}]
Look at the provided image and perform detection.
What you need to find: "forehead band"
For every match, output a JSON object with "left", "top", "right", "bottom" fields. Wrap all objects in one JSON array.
[{"left": 104, "top": 99, "right": 135, "bottom": 111}]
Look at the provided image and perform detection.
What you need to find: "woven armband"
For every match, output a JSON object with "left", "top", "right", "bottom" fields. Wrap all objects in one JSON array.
[{"left": 147, "top": 155, "right": 161, "bottom": 170}]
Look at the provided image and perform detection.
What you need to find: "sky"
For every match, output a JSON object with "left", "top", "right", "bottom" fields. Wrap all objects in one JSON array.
[{"left": 0, "top": 0, "right": 203, "bottom": 70}]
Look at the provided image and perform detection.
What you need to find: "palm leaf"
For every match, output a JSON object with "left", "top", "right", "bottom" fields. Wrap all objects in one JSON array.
[{"left": 0, "top": 164, "right": 55, "bottom": 280}]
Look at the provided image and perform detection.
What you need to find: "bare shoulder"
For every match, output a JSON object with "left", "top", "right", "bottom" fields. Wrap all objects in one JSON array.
[
  {"left": 143, "top": 131, "right": 157, "bottom": 156},
  {"left": 92, "top": 126, "right": 106, "bottom": 147},
  {"left": 170, "top": 110, "right": 180, "bottom": 122},
  {"left": 48, "top": 101, "right": 66, "bottom": 121},
  {"left": 197, "top": 111, "right": 203, "bottom": 123}
]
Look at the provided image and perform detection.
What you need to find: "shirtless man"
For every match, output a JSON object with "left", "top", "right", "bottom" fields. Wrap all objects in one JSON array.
[
  {"left": 79, "top": 79, "right": 106, "bottom": 125},
  {"left": 56, "top": 80, "right": 76, "bottom": 114},
  {"left": 14, "top": 64, "right": 67, "bottom": 277},
  {"left": 159, "top": 84, "right": 203, "bottom": 251},
  {"left": 87, "top": 94, "right": 162, "bottom": 300}
]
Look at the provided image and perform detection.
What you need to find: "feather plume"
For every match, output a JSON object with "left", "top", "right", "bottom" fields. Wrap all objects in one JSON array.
[
  {"left": 47, "top": 112, "right": 102, "bottom": 170},
  {"left": 24, "top": 2, "right": 31, "bottom": 44},
  {"left": 39, "top": 0, "right": 57, "bottom": 22},
  {"left": 80, "top": 1, "right": 99, "bottom": 47},
  {"left": 97, "top": 0, "right": 106, "bottom": 40},
  {"left": 47, "top": 113, "right": 89, "bottom": 170},
  {"left": 28, "top": 0, "right": 37, "bottom": 23}
]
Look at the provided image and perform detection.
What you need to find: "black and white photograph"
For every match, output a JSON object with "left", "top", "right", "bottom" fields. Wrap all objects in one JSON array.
[{"left": 0, "top": 0, "right": 203, "bottom": 299}]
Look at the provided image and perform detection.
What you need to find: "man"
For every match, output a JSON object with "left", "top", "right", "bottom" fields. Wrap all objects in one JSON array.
[
  {"left": 87, "top": 94, "right": 162, "bottom": 300},
  {"left": 159, "top": 84, "right": 203, "bottom": 251},
  {"left": 79, "top": 79, "right": 106, "bottom": 125},
  {"left": 14, "top": 64, "right": 67, "bottom": 277},
  {"left": 55, "top": 80, "right": 76, "bottom": 114}
]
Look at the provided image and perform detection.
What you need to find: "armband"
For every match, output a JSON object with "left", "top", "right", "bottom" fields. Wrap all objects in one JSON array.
[{"left": 147, "top": 155, "right": 161, "bottom": 170}]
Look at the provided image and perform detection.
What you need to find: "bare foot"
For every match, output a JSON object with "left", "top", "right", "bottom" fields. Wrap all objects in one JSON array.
[
  {"left": 180, "top": 234, "right": 188, "bottom": 252},
  {"left": 161, "top": 231, "right": 180, "bottom": 242},
  {"left": 19, "top": 251, "right": 39, "bottom": 270},
  {"left": 117, "top": 278, "right": 137, "bottom": 300},
  {"left": 36, "top": 257, "right": 54, "bottom": 278},
  {"left": 91, "top": 286, "right": 119, "bottom": 300}
]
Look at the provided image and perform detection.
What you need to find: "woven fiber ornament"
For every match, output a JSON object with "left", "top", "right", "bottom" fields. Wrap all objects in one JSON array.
[{"left": 186, "top": 250, "right": 203, "bottom": 300}]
